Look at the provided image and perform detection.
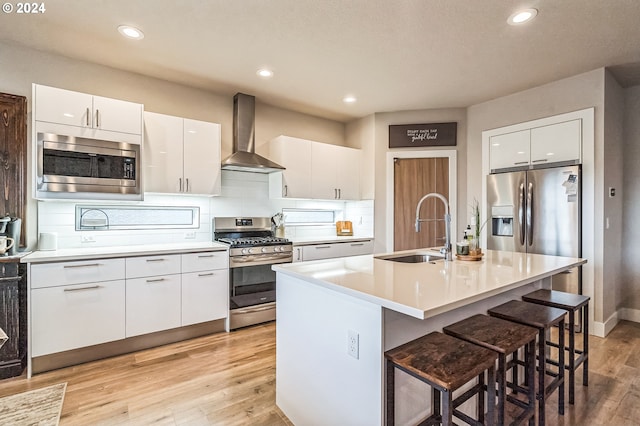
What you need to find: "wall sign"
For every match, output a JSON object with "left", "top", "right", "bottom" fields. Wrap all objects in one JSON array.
[{"left": 389, "top": 122, "right": 457, "bottom": 148}]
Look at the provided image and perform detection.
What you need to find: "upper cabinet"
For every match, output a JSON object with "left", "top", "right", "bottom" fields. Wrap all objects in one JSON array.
[
  {"left": 34, "top": 84, "right": 142, "bottom": 136},
  {"left": 263, "top": 135, "right": 362, "bottom": 200},
  {"left": 143, "top": 111, "right": 221, "bottom": 195},
  {"left": 489, "top": 119, "right": 582, "bottom": 172}
]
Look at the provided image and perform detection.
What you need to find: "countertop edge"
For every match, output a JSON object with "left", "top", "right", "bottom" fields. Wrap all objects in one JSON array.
[{"left": 21, "top": 242, "right": 229, "bottom": 263}]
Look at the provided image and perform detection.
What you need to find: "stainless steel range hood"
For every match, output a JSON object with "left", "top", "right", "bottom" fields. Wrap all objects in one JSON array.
[{"left": 221, "top": 93, "right": 285, "bottom": 173}]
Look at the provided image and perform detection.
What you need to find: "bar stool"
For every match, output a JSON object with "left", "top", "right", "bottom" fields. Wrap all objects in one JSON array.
[
  {"left": 522, "top": 289, "right": 589, "bottom": 405},
  {"left": 489, "top": 300, "right": 566, "bottom": 426},
  {"left": 444, "top": 314, "right": 537, "bottom": 425},
  {"left": 385, "top": 331, "right": 497, "bottom": 426}
]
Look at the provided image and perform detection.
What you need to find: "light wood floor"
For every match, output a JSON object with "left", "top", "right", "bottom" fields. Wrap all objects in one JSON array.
[{"left": 0, "top": 320, "right": 639, "bottom": 425}]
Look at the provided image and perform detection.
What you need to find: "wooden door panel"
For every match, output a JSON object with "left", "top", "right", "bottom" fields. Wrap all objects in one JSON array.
[
  {"left": 0, "top": 93, "right": 26, "bottom": 248},
  {"left": 394, "top": 157, "right": 449, "bottom": 251}
]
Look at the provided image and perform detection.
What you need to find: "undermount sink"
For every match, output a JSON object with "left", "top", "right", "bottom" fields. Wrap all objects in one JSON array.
[{"left": 375, "top": 253, "right": 444, "bottom": 263}]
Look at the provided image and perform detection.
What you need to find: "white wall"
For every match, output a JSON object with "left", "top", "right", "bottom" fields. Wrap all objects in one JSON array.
[
  {"left": 621, "top": 85, "right": 640, "bottom": 317},
  {"left": 0, "top": 40, "right": 347, "bottom": 249}
]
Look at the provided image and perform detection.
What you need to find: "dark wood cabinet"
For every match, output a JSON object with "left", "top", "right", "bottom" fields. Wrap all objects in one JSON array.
[
  {"left": 0, "top": 93, "right": 27, "bottom": 248},
  {"left": 0, "top": 261, "right": 26, "bottom": 378}
]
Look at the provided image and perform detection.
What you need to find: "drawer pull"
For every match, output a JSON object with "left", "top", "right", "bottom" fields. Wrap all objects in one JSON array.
[
  {"left": 351, "top": 243, "right": 364, "bottom": 247},
  {"left": 198, "top": 272, "right": 215, "bottom": 277},
  {"left": 514, "top": 161, "right": 529, "bottom": 165},
  {"left": 315, "top": 246, "right": 331, "bottom": 249},
  {"left": 64, "top": 285, "right": 101, "bottom": 292},
  {"left": 197, "top": 254, "right": 215, "bottom": 258},
  {"left": 63, "top": 263, "right": 101, "bottom": 269},
  {"left": 146, "top": 258, "right": 166, "bottom": 262},
  {"left": 146, "top": 278, "right": 166, "bottom": 283}
]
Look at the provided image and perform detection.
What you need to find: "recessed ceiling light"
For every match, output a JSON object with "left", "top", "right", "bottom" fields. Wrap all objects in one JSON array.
[
  {"left": 507, "top": 8, "right": 538, "bottom": 25},
  {"left": 257, "top": 69, "right": 274, "bottom": 78},
  {"left": 343, "top": 96, "right": 357, "bottom": 104},
  {"left": 118, "top": 25, "right": 144, "bottom": 40}
]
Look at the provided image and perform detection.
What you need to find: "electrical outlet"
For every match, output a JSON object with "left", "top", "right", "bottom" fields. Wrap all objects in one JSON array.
[
  {"left": 347, "top": 330, "right": 359, "bottom": 359},
  {"left": 81, "top": 235, "right": 96, "bottom": 243},
  {"left": 184, "top": 231, "right": 196, "bottom": 239}
]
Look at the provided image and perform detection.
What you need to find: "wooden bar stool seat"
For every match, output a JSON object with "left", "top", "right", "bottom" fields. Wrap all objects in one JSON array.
[
  {"left": 444, "top": 314, "right": 537, "bottom": 425},
  {"left": 489, "top": 300, "right": 566, "bottom": 426},
  {"left": 522, "top": 289, "right": 589, "bottom": 405},
  {"left": 385, "top": 331, "right": 497, "bottom": 426}
]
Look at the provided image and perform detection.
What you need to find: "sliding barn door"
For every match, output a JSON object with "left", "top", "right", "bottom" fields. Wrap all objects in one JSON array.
[{"left": 393, "top": 157, "right": 449, "bottom": 251}]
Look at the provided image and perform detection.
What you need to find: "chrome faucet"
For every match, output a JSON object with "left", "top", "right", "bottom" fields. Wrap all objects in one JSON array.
[{"left": 415, "top": 192, "right": 452, "bottom": 261}]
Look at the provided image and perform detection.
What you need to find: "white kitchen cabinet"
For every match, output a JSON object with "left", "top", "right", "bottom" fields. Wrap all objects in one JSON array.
[
  {"left": 126, "top": 274, "right": 182, "bottom": 337},
  {"left": 144, "top": 111, "right": 221, "bottom": 195},
  {"left": 489, "top": 130, "right": 530, "bottom": 171},
  {"left": 265, "top": 135, "right": 312, "bottom": 198},
  {"left": 125, "top": 254, "right": 181, "bottom": 279},
  {"left": 311, "top": 143, "right": 361, "bottom": 200},
  {"left": 530, "top": 119, "right": 581, "bottom": 165},
  {"left": 181, "top": 251, "right": 229, "bottom": 326},
  {"left": 297, "top": 239, "right": 374, "bottom": 261},
  {"left": 30, "top": 259, "right": 126, "bottom": 357},
  {"left": 34, "top": 84, "right": 142, "bottom": 135},
  {"left": 265, "top": 135, "right": 361, "bottom": 200},
  {"left": 31, "top": 280, "right": 126, "bottom": 357}
]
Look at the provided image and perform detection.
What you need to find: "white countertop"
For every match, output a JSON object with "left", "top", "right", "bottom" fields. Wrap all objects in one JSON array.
[
  {"left": 21, "top": 241, "right": 229, "bottom": 263},
  {"left": 273, "top": 249, "right": 586, "bottom": 319},
  {"left": 289, "top": 236, "right": 374, "bottom": 245}
]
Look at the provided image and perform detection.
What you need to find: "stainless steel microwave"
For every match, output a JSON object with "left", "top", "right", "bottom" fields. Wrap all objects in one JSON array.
[{"left": 36, "top": 132, "right": 142, "bottom": 200}]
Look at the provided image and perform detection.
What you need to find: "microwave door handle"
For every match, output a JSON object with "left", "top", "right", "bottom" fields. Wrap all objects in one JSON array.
[
  {"left": 527, "top": 181, "right": 534, "bottom": 246},
  {"left": 518, "top": 182, "right": 525, "bottom": 246}
]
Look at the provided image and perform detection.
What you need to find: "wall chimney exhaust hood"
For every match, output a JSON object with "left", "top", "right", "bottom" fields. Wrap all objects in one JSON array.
[{"left": 221, "top": 93, "right": 285, "bottom": 173}]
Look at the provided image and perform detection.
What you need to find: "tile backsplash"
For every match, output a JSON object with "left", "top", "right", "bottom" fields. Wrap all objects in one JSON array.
[{"left": 37, "top": 171, "right": 374, "bottom": 249}]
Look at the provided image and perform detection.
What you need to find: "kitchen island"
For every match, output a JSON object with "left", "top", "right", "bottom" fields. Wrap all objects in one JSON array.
[{"left": 273, "top": 249, "right": 586, "bottom": 425}]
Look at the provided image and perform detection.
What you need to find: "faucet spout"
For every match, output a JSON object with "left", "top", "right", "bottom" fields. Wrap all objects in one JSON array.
[{"left": 415, "top": 192, "right": 452, "bottom": 261}]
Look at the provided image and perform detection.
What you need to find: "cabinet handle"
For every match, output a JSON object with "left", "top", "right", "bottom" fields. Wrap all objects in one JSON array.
[
  {"left": 198, "top": 254, "right": 215, "bottom": 258},
  {"left": 63, "top": 263, "right": 101, "bottom": 269},
  {"left": 513, "top": 161, "right": 529, "bottom": 165},
  {"left": 179, "top": 178, "right": 183, "bottom": 192},
  {"left": 86, "top": 107, "right": 90, "bottom": 126},
  {"left": 198, "top": 272, "right": 215, "bottom": 277},
  {"left": 350, "top": 243, "right": 364, "bottom": 247},
  {"left": 95, "top": 109, "right": 100, "bottom": 127},
  {"left": 334, "top": 188, "right": 338, "bottom": 199},
  {"left": 532, "top": 159, "right": 548, "bottom": 163},
  {"left": 338, "top": 188, "right": 342, "bottom": 199},
  {"left": 284, "top": 185, "right": 288, "bottom": 197},
  {"left": 146, "top": 258, "right": 166, "bottom": 262},
  {"left": 296, "top": 249, "right": 302, "bottom": 262},
  {"left": 64, "top": 285, "right": 101, "bottom": 292},
  {"left": 315, "top": 246, "right": 331, "bottom": 249},
  {"left": 185, "top": 178, "right": 190, "bottom": 192},
  {"left": 146, "top": 278, "right": 165, "bottom": 283}
]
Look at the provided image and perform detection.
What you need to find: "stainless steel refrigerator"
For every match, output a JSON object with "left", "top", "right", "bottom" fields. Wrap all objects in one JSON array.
[{"left": 487, "top": 165, "right": 581, "bottom": 294}]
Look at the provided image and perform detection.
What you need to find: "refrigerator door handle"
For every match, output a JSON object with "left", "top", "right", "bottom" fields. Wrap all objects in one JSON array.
[
  {"left": 527, "top": 181, "right": 534, "bottom": 246},
  {"left": 518, "top": 182, "right": 526, "bottom": 246}
]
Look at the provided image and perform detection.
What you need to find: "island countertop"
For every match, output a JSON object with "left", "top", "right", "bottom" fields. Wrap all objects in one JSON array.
[{"left": 273, "top": 249, "right": 586, "bottom": 320}]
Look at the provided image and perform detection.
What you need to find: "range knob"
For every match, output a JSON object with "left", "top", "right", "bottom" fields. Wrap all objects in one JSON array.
[
  {"left": 274, "top": 246, "right": 281, "bottom": 252},
  {"left": 261, "top": 247, "right": 268, "bottom": 253}
]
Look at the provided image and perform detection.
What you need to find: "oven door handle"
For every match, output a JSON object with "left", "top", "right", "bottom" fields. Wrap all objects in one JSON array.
[
  {"left": 230, "top": 253, "right": 292, "bottom": 265},
  {"left": 232, "top": 303, "right": 276, "bottom": 314}
]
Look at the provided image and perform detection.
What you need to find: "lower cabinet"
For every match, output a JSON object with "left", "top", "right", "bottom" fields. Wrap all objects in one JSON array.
[
  {"left": 182, "top": 270, "right": 228, "bottom": 326},
  {"left": 29, "top": 249, "right": 229, "bottom": 358},
  {"left": 125, "top": 274, "right": 182, "bottom": 337},
  {"left": 31, "top": 280, "right": 126, "bottom": 357}
]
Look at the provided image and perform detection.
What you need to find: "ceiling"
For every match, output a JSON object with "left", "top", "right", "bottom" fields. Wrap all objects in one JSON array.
[{"left": 1, "top": 0, "right": 639, "bottom": 122}]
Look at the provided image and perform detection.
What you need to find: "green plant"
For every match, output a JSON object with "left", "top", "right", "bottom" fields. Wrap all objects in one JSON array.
[{"left": 471, "top": 198, "right": 488, "bottom": 240}]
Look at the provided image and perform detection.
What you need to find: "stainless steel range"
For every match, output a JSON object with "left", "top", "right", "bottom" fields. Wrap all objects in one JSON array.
[{"left": 213, "top": 217, "right": 292, "bottom": 330}]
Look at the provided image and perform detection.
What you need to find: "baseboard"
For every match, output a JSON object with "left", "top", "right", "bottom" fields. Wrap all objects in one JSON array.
[
  {"left": 592, "top": 311, "right": 619, "bottom": 338},
  {"left": 619, "top": 307, "right": 640, "bottom": 323}
]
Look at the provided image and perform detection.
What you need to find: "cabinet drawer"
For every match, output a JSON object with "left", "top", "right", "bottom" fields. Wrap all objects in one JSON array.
[
  {"left": 31, "top": 280, "right": 126, "bottom": 356},
  {"left": 126, "top": 254, "right": 181, "bottom": 278},
  {"left": 340, "top": 240, "right": 374, "bottom": 257},
  {"left": 126, "top": 274, "right": 181, "bottom": 337},
  {"left": 30, "top": 258, "right": 125, "bottom": 289},
  {"left": 182, "top": 251, "right": 228, "bottom": 273},
  {"left": 182, "top": 270, "right": 229, "bottom": 326},
  {"left": 301, "top": 244, "right": 342, "bottom": 261}
]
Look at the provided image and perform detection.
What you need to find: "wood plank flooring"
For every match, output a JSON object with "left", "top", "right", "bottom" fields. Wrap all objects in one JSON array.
[{"left": 0, "top": 320, "right": 639, "bottom": 425}]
